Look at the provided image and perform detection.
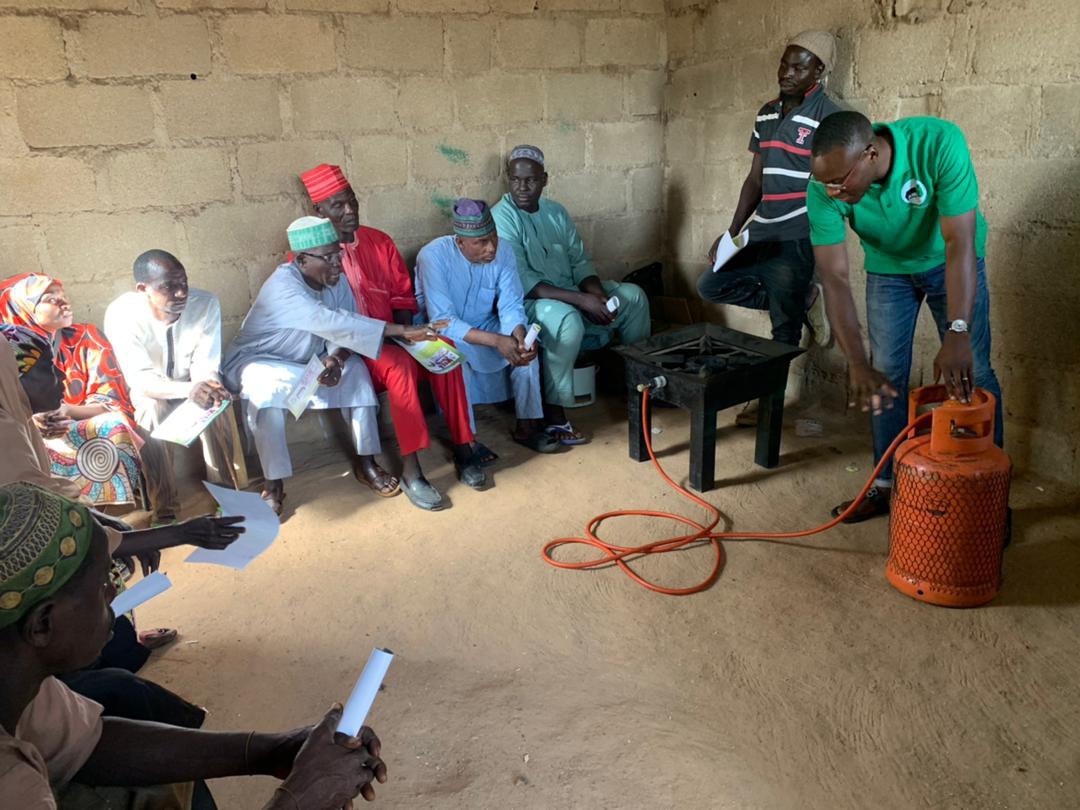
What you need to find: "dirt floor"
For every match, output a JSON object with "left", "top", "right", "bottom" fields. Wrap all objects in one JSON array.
[{"left": 133, "top": 395, "right": 1080, "bottom": 810}]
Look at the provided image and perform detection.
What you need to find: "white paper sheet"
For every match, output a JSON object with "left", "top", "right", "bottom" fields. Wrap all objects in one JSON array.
[
  {"left": 337, "top": 648, "right": 394, "bottom": 737},
  {"left": 284, "top": 354, "right": 324, "bottom": 419},
  {"left": 150, "top": 400, "right": 229, "bottom": 447},
  {"left": 111, "top": 571, "right": 172, "bottom": 615},
  {"left": 710, "top": 228, "right": 751, "bottom": 273},
  {"left": 184, "top": 482, "right": 280, "bottom": 570}
]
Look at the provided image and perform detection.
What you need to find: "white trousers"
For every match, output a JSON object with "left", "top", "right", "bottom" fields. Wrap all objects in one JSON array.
[{"left": 252, "top": 405, "right": 380, "bottom": 481}]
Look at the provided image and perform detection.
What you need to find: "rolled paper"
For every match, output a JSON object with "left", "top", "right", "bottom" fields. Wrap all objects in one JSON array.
[{"left": 337, "top": 647, "right": 394, "bottom": 737}]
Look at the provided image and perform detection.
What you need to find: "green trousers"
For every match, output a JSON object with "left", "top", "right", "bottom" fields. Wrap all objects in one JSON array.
[{"left": 525, "top": 280, "right": 650, "bottom": 408}]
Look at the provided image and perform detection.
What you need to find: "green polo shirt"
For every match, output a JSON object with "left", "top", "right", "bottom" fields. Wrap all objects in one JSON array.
[{"left": 807, "top": 117, "right": 988, "bottom": 275}]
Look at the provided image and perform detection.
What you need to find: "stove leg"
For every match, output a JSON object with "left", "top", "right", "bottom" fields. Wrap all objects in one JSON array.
[
  {"left": 627, "top": 387, "right": 651, "bottom": 462},
  {"left": 689, "top": 407, "right": 717, "bottom": 492},
  {"left": 754, "top": 390, "right": 785, "bottom": 468}
]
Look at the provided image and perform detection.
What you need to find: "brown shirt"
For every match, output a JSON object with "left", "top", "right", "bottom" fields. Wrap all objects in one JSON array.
[{"left": 0, "top": 677, "right": 104, "bottom": 807}]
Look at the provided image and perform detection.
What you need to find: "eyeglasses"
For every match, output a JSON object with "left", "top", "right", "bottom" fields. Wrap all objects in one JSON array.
[
  {"left": 298, "top": 249, "right": 343, "bottom": 266},
  {"left": 823, "top": 144, "right": 873, "bottom": 192}
]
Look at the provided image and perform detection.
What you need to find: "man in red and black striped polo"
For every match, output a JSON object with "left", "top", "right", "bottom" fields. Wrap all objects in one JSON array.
[{"left": 699, "top": 31, "right": 842, "bottom": 350}]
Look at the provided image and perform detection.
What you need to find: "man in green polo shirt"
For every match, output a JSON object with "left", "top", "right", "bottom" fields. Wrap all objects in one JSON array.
[{"left": 807, "top": 111, "right": 1003, "bottom": 523}]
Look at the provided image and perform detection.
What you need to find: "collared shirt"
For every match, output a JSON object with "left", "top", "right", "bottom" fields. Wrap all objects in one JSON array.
[
  {"left": 491, "top": 195, "right": 597, "bottom": 295},
  {"left": 748, "top": 83, "right": 842, "bottom": 242},
  {"left": 104, "top": 289, "right": 223, "bottom": 401},
  {"left": 417, "top": 236, "right": 527, "bottom": 374},
  {"left": 222, "top": 262, "right": 385, "bottom": 396},
  {"left": 0, "top": 677, "right": 104, "bottom": 807},
  {"left": 340, "top": 227, "right": 418, "bottom": 322},
  {"left": 807, "top": 117, "right": 989, "bottom": 275}
]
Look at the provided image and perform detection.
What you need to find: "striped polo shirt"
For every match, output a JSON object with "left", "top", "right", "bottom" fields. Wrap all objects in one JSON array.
[{"left": 747, "top": 83, "right": 842, "bottom": 243}]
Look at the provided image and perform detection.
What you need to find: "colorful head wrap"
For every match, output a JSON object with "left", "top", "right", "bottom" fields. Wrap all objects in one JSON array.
[
  {"left": 788, "top": 30, "right": 835, "bottom": 75},
  {"left": 0, "top": 323, "right": 52, "bottom": 377},
  {"left": 452, "top": 199, "right": 496, "bottom": 238},
  {"left": 509, "top": 144, "right": 545, "bottom": 167},
  {"left": 0, "top": 482, "right": 94, "bottom": 629},
  {"left": 287, "top": 216, "right": 340, "bottom": 252},
  {"left": 0, "top": 273, "right": 57, "bottom": 337},
  {"left": 300, "top": 163, "right": 351, "bottom": 204}
]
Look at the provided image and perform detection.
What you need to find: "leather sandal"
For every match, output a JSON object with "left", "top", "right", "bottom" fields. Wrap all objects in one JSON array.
[
  {"left": 831, "top": 486, "right": 891, "bottom": 524},
  {"left": 455, "top": 461, "right": 486, "bottom": 490}
]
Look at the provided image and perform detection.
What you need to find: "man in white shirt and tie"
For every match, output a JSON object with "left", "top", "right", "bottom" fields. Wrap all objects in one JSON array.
[{"left": 104, "top": 250, "right": 243, "bottom": 524}]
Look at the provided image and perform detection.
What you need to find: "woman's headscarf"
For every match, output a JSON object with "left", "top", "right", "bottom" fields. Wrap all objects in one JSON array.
[{"left": 0, "top": 273, "right": 55, "bottom": 338}]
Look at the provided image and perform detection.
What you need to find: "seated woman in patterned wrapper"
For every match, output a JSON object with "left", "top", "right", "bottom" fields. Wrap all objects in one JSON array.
[{"left": 0, "top": 274, "right": 145, "bottom": 507}]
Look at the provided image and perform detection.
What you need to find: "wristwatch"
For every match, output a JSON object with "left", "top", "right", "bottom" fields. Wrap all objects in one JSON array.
[{"left": 947, "top": 319, "right": 969, "bottom": 334}]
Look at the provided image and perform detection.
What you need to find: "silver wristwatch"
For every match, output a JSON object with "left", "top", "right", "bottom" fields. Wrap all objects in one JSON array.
[{"left": 947, "top": 319, "right": 969, "bottom": 334}]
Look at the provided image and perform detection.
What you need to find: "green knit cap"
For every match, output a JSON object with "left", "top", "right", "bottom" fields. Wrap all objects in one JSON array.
[
  {"left": 287, "top": 216, "right": 340, "bottom": 252},
  {"left": 0, "top": 482, "right": 94, "bottom": 629}
]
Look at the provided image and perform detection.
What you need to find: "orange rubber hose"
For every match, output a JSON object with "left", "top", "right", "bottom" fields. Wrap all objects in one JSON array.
[{"left": 540, "top": 388, "right": 933, "bottom": 595}]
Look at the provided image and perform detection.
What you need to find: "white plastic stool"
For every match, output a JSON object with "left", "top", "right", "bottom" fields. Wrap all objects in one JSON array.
[{"left": 569, "top": 363, "right": 596, "bottom": 408}]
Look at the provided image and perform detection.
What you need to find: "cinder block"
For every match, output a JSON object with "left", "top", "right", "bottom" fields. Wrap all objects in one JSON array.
[
  {"left": 973, "top": 0, "right": 1080, "bottom": 81},
  {"left": 666, "top": 62, "right": 722, "bottom": 115},
  {"left": 411, "top": 132, "right": 501, "bottom": 181},
  {"left": 2, "top": 0, "right": 127, "bottom": 8},
  {"left": 81, "top": 15, "right": 211, "bottom": 78},
  {"left": 222, "top": 15, "right": 336, "bottom": 75},
  {"left": 447, "top": 19, "right": 493, "bottom": 75},
  {"left": 0, "top": 157, "right": 97, "bottom": 215},
  {"left": 103, "top": 148, "right": 233, "bottom": 208},
  {"left": 546, "top": 73, "right": 622, "bottom": 122},
  {"left": 349, "top": 134, "right": 407, "bottom": 187},
  {"left": 666, "top": 13, "right": 695, "bottom": 62},
  {"left": 665, "top": 117, "right": 703, "bottom": 165},
  {"left": 1002, "top": 422, "right": 1077, "bottom": 483},
  {"left": 1015, "top": 228, "right": 1080, "bottom": 303},
  {"left": 286, "top": 0, "right": 386, "bottom": 9},
  {"left": 585, "top": 19, "right": 664, "bottom": 67},
  {"left": 17, "top": 85, "right": 153, "bottom": 148},
  {"left": 589, "top": 120, "right": 663, "bottom": 167},
  {"left": 627, "top": 70, "right": 664, "bottom": 117},
  {"left": 979, "top": 157, "right": 1080, "bottom": 231},
  {"left": 940, "top": 85, "right": 1035, "bottom": 157},
  {"left": 344, "top": 17, "right": 443, "bottom": 73},
  {"left": 396, "top": 0, "right": 488, "bottom": 10},
  {"left": 0, "top": 225, "right": 43, "bottom": 275},
  {"left": 496, "top": 19, "right": 581, "bottom": 69},
  {"left": 185, "top": 255, "right": 255, "bottom": 323},
  {"left": 183, "top": 201, "right": 302, "bottom": 265},
  {"left": 397, "top": 78, "right": 454, "bottom": 131},
  {"left": 0, "top": 17, "right": 67, "bottom": 80},
  {"left": 857, "top": 19, "right": 956, "bottom": 92},
  {"left": 238, "top": 140, "right": 346, "bottom": 198},
  {"left": 630, "top": 166, "right": 663, "bottom": 211},
  {"left": 592, "top": 213, "right": 662, "bottom": 265},
  {"left": 163, "top": 80, "right": 282, "bottom": 139},
  {"left": 897, "top": 95, "right": 935, "bottom": 119},
  {"left": 43, "top": 212, "right": 184, "bottom": 285},
  {"left": 365, "top": 188, "right": 450, "bottom": 239},
  {"left": 538, "top": 0, "right": 617, "bottom": 9},
  {"left": 488, "top": 0, "right": 535, "bottom": 10},
  {"left": 0, "top": 86, "right": 26, "bottom": 158},
  {"left": 623, "top": 0, "right": 664, "bottom": 12},
  {"left": 546, "top": 172, "right": 626, "bottom": 217},
  {"left": 504, "top": 124, "right": 586, "bottom": 171},
  {"left": 292, "top": 77, "right": 397, "bottom": 133},
  {"left": 704, "top": 108, "right": 755, "bottom": 162},
  {"left": 733, "top": 49, "right": 778, "bottom": 111},
  {"left": 157, "top": 0, "right": 266, "bottom": 8},
  {"left": 700, "top": 0, "right": 766, "bottom": 60},
  {"left": 458, "top": 74, "right": 542, "bottom": 127},
  {"left": 1038, "top": 84, "right": 1080, "bottom": 158}
]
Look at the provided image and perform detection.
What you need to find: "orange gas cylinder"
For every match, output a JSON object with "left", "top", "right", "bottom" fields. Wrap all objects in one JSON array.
[{"left": 886, "top": 385, "right": 1011, "bottom": 607}]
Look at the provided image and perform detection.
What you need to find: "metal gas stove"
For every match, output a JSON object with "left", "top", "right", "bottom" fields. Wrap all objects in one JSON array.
[{"left": 615, "top": 324, "right": 804, "bottom": 492}]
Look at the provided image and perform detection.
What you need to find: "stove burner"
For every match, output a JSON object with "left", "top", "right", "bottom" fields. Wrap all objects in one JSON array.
[{"left": 646, "top": 334, "right": 762, "bottom": 374}]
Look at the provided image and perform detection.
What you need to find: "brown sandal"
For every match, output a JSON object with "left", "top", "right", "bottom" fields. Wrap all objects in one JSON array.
[{"left": 356, "top": 462, "right": 401, "bottom": 498}]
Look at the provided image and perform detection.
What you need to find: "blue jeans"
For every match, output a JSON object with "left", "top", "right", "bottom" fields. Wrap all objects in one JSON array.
[
  {"left": 697, "top": 238, "right": 815, "bottom": 346},
  {"left": 866, "top": 258, "right": 1003, "bottom": 482}
]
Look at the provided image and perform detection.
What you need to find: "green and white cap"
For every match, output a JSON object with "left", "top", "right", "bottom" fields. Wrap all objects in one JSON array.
[{"left": 287, "top": 216, "right": 339, "bottom": 252}]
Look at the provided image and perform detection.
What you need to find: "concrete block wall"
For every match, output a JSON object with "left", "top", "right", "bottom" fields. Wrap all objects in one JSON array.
[
  {"left": 0, "top": 0, "right": 666, "bottom": 341},
  {"left": 665, "top": 0, "right": 1080, "bottom": 483}
]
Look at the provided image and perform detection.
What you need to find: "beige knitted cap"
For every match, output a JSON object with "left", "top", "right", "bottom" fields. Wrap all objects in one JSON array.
[{"left": 788, "top": 30, "right": 836, "bottom": 74}]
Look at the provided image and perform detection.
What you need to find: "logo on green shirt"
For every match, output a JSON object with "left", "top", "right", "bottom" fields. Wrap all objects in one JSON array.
[{"left": 900, "top": 178, "right": 929, "bottom": 208}]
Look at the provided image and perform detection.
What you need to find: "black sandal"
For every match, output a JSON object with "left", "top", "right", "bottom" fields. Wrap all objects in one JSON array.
[{"left": 512, "top": 430, "right": 560, "bottom": 453}]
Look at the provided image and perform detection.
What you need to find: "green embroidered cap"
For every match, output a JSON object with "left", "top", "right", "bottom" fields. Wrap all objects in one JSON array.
[{"left": 287, "top": 216, "right": 340, "bottom": 252}]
